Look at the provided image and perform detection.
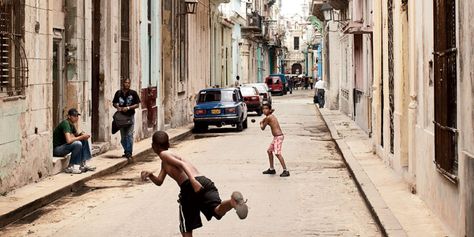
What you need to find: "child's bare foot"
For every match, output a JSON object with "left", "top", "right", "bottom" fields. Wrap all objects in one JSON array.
[{"left": 231, "top": 191, "right": 248, "bottom": 219}]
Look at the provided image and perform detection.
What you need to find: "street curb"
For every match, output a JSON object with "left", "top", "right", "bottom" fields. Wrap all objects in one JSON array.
[
  {"left": 315, "top": 106, "right": 407, "bottom": 237},
  {"left": 0, "top": 128, "right": 192, "bottom": 229}
]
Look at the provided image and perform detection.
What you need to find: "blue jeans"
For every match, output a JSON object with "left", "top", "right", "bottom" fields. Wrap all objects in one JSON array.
[
  {"left": 53, "top": 140, "right": 92, "bottom": 165},
  {"left": 120, "top": 119, "right": 134, "bottom": 155}
]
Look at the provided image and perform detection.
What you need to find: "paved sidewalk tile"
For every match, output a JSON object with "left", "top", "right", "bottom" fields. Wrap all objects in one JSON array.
[{"left": 319, "top": 108, "right": 451, "bottom": 237}]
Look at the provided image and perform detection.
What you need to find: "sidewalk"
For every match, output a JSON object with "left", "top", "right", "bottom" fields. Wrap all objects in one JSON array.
[
  {"left": 318, "top": 108, "right": 450, "bottom": 237},
  {"left": 0, "top": 125, "right": 193, "bottom": 228}
]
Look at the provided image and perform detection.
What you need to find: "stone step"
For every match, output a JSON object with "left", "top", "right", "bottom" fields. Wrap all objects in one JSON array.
[
  {"left": 51, "top": 142, "right": 109, "bottom": 175},
  {"left": 51, "top": 155, "right": 70, "bottom": 175}
]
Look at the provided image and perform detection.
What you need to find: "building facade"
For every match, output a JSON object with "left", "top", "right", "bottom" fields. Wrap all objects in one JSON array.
[
  {"left": 373, "top": 0, "right": 473, "bottom": 235},
  {"left": 312, "top": 0, "right": 474, "bottom": 235}
]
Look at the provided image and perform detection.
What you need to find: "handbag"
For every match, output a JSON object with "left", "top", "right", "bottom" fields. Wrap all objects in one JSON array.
[{"left": 113, "top": 111, "right": 133, "bottom": 128}]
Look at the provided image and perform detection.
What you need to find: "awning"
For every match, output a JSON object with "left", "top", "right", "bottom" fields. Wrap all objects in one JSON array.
[{"left": 311, "top": 0, "right": 325, "bottom": 21}]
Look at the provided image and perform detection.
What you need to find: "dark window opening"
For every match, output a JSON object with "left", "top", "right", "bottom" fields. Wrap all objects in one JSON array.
[
  {"left": 178, "top": 0, "right": 186, "bottom": 82},
  {"left": 294, "top": 37, "right": 299, "bottom": 50},
  {"left": 120, "top": 0, "right": 130, "bottom": 80},
  {"left": 433, "top": 0, "right": 458, "bottom": 179},
  {"left": 387, "top": 0, "right": 395, "bottom": 154}
]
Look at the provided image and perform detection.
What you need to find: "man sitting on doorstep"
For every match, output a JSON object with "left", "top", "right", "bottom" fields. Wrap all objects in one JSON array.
[{"left": 53, "top": 108, "right": 96, "bottom": 174}]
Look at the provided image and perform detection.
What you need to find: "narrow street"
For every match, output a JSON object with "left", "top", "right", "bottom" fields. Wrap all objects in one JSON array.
[{"left": 1, "top": 91, "right": 380, "bottom": 237}]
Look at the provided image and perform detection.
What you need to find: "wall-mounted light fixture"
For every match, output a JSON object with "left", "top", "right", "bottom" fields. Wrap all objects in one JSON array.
[{"left": 321, "top": 3, "right": 334, "bottom": 22}]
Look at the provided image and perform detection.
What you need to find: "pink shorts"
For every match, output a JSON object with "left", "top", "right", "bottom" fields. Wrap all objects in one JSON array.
[{"left": 268, "top": 135, "right": 284, "bottom": 155}]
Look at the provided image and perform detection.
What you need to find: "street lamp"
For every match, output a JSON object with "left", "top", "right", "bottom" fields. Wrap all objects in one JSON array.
[
  {"left": 321, "top": 3, "right": 334, "bottom": 22},
  {"left": 184, "top": 0, "right": 198, "bottom": 15}
]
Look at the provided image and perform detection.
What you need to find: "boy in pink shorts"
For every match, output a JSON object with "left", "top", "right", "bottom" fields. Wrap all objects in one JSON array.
[{"left": 259, "top": 104, "right": 290, "bottom": 177}]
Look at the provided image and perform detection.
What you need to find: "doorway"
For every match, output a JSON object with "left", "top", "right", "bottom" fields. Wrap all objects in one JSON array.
[
  {"left": 91, "top": 0, "right": 101, "bottom": 141},
  {"left": 52, "top": 30, "right": 65, "bottom": 127}
]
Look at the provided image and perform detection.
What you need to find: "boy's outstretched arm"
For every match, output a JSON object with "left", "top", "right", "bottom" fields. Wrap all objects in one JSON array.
[{"left": 141, "top": 167, "right": 167, "bottom": 186}]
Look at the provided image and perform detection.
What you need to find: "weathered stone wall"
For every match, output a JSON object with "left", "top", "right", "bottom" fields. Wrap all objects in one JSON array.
[{"left": 0, "top": 0, "right": 88, "bottom": 194}]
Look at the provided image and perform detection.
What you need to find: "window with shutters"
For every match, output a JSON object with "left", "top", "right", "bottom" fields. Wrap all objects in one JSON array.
[
  {"left": 120, "top": 0, "right": 130, "bottom": 80},
  {"left": 433, "top": 0, "right": 458, "bottom": 182},
  {"left": 0, "top": 0, "right": 27, "bottom": 98}
]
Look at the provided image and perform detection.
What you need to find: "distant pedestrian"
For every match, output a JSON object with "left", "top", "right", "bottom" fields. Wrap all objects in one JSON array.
[
  {"left": 304, "top": 77, "right": 309, "bottom": 90},
  {"left": 53, "top": 108, "right": 95, "bottom": 174},
  {"left": 288, "top": 77, "right": 294, "bottom": 94},
  {"left": 113, "top": 78, "right": 141, "bottom": 159},
  {"left": 309, "top": 77, "right": 314, "bottom": 90},
  {"left": 234, "top": 76, "right": 240, "bottom": 87},
  {"left": 259, "top": 104, "right": 290, "bottom": 177},
  {"left": 315, "top": 78, "right": 327, "bottom": 108},
  {"left": 140, "top": 131, "right": 248, "bottom": 237}
]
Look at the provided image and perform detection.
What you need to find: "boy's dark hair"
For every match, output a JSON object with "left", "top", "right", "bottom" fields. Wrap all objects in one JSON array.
[
  {"left": 262, "top": 103, "right": 272, "bottom": 110},
  {"left": 153, "top": 131, "right": 170, "bottom": 150}
]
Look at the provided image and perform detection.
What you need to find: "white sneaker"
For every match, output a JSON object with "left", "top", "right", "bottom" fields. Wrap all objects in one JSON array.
[
  {"left": 80, "top": 162, "right": 96, "bottom": 172},
  {"left": 64, "top": 166, "right": 82, "bottom": 174},
  {"left": 231, "top": 191, "right": 248, "bottom": 219}
]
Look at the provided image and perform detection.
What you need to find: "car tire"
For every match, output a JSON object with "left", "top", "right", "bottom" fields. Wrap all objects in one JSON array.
[{"left": 243, "top": 118, "right": 248, "bottom": 129}]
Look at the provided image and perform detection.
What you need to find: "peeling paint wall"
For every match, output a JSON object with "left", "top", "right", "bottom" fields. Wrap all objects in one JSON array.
[
  {"left": 161, "top": 0, "right": 211, "bottom": 128},
  {"left": 0, "top": 0, "right": 144, "bottom": 194},
  {"left": 0, "top": 0, "right": 87, "bottom": 194}
]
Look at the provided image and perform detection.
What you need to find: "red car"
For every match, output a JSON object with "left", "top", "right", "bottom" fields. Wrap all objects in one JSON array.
[
  {"left": 265, "top": 75, "right": 287, "bottom": 95},
  {"left": 240, "top": 86, "right": 263, "bottom": 115}
]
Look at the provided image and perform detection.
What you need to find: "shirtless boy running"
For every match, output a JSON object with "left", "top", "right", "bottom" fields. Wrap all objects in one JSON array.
[
  {"left": 260, "top": 104, "right": 290, "bottom": 177},
  {"left": 141, "top": 131, "right": 248, "bottom": 237}
]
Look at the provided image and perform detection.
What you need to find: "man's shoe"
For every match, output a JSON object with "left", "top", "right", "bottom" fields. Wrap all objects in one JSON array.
[
  {"left": 231, "top": 191, "right": 248, "bottom": 219},
  {"left": 80, "top": 164, "right": 96, "bottom": 172},
  {"left": 64, "top": 166, "right": 82, "bottom": 174},
  {"left": 125, "top": 153, "right": 132, "bottom": 160},
  {"left": 280, "top": 170, "right": 290, "bottom": 177},
  {"left": 262, "top": 168, "right": 276, "bottom": 175}
]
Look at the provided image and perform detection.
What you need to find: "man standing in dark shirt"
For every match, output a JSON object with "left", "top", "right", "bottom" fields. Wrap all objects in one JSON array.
[{"left": 113, "top": 78, "right": 141, "bottom": 159}]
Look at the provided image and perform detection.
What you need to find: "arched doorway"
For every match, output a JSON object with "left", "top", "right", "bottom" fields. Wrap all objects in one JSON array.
[{"left": 291, "top": 63, "right": 302, "bottom": 74}]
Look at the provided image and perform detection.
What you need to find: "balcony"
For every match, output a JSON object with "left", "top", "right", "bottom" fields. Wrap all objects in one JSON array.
[
  {"left": 242, "top": 11, "right": 263, "bottom": 36},
  {"left": 342, "top": 21, "right": 372, "bottom": 34}
]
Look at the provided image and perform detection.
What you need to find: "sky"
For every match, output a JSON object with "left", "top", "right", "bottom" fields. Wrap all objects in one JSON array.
[{"left": 281, "top": 0, "right": 307, "bottom": 17}]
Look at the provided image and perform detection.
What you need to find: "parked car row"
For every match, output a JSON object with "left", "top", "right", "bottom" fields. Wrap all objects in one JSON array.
[{"left": 192, "top": 82, "right": 273, "bottom": 132}]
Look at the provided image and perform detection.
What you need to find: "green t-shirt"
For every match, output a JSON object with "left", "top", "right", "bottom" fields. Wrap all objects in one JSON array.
[{"left": 53, "top": 120, "right": 77, "bottom": 148}]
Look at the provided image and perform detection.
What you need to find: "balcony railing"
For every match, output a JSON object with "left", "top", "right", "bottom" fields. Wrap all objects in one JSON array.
[{"left": 242, "top": 11, "right": 262, "bottom": 33}]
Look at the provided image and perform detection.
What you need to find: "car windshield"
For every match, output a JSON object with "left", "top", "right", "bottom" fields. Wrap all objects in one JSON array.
[
  {"left": 240, "top": 87, "right": 257, "bottom": 96},
  {"left": 267, "top": 77, "right": 280, "bottom": 84},
  {"left": 197, "top": 90, "right": 236, "bottom": 103}
]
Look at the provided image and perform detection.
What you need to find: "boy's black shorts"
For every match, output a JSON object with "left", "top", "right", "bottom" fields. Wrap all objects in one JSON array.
[{"left": 178, "top": 176, "right": 222, "bottom": 233}]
